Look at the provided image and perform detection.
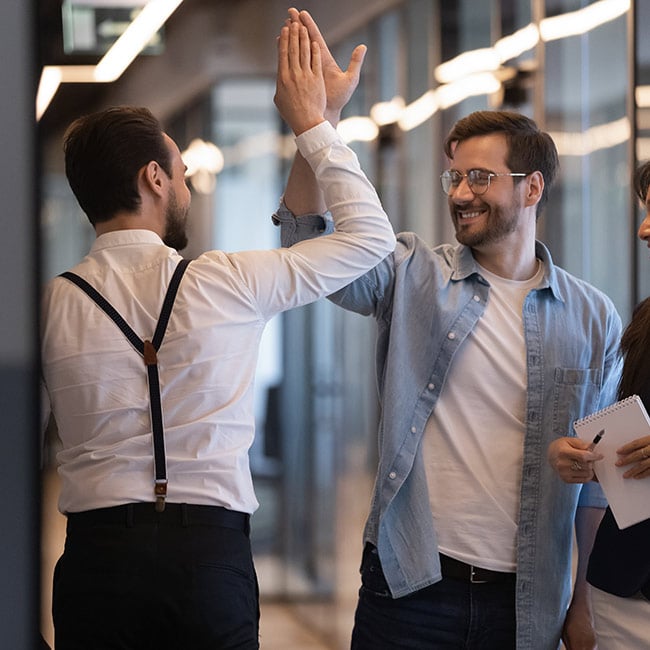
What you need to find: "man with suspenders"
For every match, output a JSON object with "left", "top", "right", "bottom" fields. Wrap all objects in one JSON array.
[{"left": 40, "top": 22, "right": 394, "bottom": 650}]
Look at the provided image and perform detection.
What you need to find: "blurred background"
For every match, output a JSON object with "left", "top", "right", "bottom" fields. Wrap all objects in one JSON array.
[{"left": 2, "top": 0, "right": 649, "bottom": 647}]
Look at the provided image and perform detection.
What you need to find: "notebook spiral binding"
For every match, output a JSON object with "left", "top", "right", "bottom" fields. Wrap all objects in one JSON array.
[{"left": 574, "top": 394, "right": 640, "bottom": 427}]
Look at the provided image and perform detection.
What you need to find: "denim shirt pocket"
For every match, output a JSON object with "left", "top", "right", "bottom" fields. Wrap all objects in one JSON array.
[{"left": 551, "top": 367, "right": 602, "bottom": 436}]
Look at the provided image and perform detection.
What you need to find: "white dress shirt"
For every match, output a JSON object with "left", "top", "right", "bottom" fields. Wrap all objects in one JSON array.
[{"left": 41, "top": 121, "right": 395, "bottom": 514}]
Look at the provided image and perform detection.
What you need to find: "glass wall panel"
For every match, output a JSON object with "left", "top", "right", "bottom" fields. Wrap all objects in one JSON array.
[
  {"left": 210, "top": 78, "right": 283, "bottom": 478},
  {"left": 636, "top": 0, "right": 650, "bottom": 302},
  {"left": 403, "top": 0, "right": 440, "bottom": 243},
  {"left": 332, "top": 25, "right": 384, "bottom": 471},
  {"left": 372, "top": 9, "right": 406, "bottom": 232},
  {"left": 542, "top": 3, "right": 631, "bottom": 318}
]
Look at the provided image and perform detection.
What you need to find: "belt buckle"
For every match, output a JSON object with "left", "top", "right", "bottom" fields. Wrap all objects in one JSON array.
[{"left": 470, "top": 565, "right": 488, "bottom": 584}]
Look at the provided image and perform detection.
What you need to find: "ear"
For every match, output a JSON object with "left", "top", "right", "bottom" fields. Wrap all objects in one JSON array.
[
  {"left": 139, "top": 160, "right": 166, "bottom": 198},
  {"left": 523, "top": 170, "right": 544, "bottom": 207}
]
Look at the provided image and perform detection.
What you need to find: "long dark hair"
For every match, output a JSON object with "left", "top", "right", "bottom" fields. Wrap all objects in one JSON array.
[{"left": 617, "top": 297, "right": 650, "bottom": 404}]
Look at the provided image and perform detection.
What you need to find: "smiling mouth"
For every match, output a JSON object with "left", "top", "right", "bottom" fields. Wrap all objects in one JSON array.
[{"left": 457, "top": 207, "right": 486, "bottom": 220}]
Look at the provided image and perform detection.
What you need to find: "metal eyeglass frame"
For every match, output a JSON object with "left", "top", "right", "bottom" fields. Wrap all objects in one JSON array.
[{"left": 440, "top": 169, "right": 528, "bottom": 195}]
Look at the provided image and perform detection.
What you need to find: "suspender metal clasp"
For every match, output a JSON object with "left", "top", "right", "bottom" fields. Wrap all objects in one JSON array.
[{"left": 155, "top": 479, "right": 167, "bottom": 512}]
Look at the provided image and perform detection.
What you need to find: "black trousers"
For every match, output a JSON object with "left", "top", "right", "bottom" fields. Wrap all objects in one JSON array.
[{"left": 53, "top": 503, "right": 259, "bottom": 650}]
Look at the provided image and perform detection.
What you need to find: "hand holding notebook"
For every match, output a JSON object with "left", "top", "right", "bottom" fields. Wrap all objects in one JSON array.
[{"left": 573, "top": 394, "right": 650, "bottom": 529}]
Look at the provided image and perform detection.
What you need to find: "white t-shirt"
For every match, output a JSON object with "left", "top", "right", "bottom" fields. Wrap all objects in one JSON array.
[{"left": 422, "top": 260, "right": 544, "bottom": 571}]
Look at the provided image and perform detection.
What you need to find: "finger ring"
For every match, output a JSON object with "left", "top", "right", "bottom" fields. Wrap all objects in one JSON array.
[{"left": 571, "top": 461, "right": 582, "bottom": 471}]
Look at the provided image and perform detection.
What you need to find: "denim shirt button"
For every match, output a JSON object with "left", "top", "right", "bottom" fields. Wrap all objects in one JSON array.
[
  {"left": 410, "top": 426, "right": 417, "bottom": 434},
  {"left": 473, "top": 295, "right": 480, "bottom": 302},
  {"left": 427, "top": 383, "right": 435, "bottom": 390},
  {"left": 388, "top": 471, "right": 397, "bottom": 479},
  {"left": 447, "top": 331, "right": 456, "bottom": 340}
]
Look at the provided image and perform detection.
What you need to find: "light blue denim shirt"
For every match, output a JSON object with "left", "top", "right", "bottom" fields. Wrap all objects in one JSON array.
[{"left": 275, "top": 209, "right": 623, "bottom": 649}]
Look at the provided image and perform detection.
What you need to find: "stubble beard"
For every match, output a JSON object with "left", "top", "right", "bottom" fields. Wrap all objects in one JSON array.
[
  {"left": 163, "top": 187, "right": 189, "bottom": 251},
  {"left": 452, "top": 196, "right": 522, "bottom": 249}
]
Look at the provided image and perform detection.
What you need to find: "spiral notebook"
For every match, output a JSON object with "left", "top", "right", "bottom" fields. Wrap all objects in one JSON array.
[{"left": 573, "top": 394, "right": 650, "bottom": 529}]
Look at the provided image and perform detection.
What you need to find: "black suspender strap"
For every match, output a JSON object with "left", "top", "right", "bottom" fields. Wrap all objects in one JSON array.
[{"left": 60, "top": 258, "right": 191, "bottom": 511}]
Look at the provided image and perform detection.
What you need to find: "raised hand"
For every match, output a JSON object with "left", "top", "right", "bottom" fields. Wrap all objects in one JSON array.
[
  {"left": 288, "top": 8, "right": 366, "bottom": 124},
  {"left": 274, "top": 20, "right": 326, "bottom": 136}
]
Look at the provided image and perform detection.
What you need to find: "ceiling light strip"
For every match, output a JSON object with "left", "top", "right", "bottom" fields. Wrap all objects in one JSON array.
[
  {"left": 94, "top": 0, "right": 184, "bottom": 82},
  {"left": 37, "top": 0, "right": 184, "bottom": 119}
]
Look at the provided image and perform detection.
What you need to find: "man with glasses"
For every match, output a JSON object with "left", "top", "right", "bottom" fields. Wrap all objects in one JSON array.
[{"left": 275, "top": 10, "right": 621, "bottom": 649}]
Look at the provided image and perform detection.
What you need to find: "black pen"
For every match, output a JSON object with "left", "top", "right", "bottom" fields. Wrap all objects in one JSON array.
[{"left": 588, "top": 429, "right": 605, "bottom": 451}]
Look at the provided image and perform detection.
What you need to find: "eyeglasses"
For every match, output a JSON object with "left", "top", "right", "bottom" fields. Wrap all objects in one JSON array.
[{"left": 440, "top": 169, "right": 528, "bottom": 196}]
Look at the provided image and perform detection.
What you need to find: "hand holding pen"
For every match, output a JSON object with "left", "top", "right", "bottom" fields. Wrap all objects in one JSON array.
[
  {"left": 587, "top": 429, "right": 604, "bottom": 451},
  {"left": 547, "top": 434, "right": 605, "bottom": 484}
]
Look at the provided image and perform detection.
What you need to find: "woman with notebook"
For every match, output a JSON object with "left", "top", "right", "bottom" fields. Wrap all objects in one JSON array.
[{"left": 548, "top": 161, "right": 650, "bottom": 650}]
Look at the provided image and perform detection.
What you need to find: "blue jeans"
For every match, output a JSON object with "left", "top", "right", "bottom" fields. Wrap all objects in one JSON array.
[
  {"left": 351, "top": 545, "right": 516, "bottom": 649},
  {"left": 53, "top": 503, "right": 259, "bottom": 650}
]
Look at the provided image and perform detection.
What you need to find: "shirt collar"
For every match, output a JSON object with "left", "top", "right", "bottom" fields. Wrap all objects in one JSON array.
[
  {"left": 90, "top": 229, "right": 165, "bottom": 253},
  {"left": 451, "top": 240, "right": 564, "bottom": 302}
]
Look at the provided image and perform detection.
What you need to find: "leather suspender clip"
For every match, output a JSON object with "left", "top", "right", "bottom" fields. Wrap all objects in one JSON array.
[{"left": 155, "top": 479, "right": 168, "bottom": 512}]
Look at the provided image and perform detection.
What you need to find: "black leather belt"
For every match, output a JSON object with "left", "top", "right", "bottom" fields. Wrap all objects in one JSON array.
[
  {"left": 440, "top": 554, "right": 516, "bottom": 584},
  {"left": 67, "top": 503, "right": 250, "bottom": 535}
]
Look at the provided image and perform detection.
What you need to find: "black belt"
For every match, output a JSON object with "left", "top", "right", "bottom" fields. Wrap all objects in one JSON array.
[
  {"left": 67, "top": 503, "right": 250, "bottom": 535},
  {"left": 440, "top": 554, "right": 516, "bottom": 584}
]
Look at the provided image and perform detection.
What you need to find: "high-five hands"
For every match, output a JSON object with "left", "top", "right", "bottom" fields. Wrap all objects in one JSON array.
[
  {"left": 274, "top": 20, "right": 326, "bottom": 136},
  {"left": 287, "top": 8, "right": 367, "bottom": 125}
]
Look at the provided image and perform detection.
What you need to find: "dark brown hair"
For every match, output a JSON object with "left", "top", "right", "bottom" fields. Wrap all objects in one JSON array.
[
  {"left": 617, "top": 297, "right": 650, "bottom": 402},
  {"left": 63, "top": 106, "right": 172, "bottom": 225},
  {"left": 634, "top": 159, "right": 650, "bottom": 204},
  {"left": 443, "top": 110, "right": 559, "bottom": 217}
]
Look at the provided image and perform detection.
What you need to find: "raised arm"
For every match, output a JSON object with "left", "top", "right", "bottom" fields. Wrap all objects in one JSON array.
[
  {"left": 282, "top": 8, "right": 367, "bottom": 216},
  {"left": 231, "top": 10, "right": 393, "bottom": 318}
]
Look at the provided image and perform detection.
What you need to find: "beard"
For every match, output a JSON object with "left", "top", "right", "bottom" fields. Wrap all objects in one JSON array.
[
  {"left": 452, "top": 195, "right": 522, "bottom": 249},
  {"left": 163, "top": 186, "right": 189, "bottom": 251}
]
